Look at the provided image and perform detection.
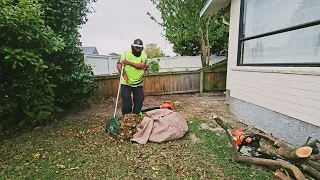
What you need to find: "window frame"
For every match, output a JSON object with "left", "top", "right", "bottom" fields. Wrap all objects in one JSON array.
[{"left": 237, "top": 0, "right": 320, "bottom": 67}]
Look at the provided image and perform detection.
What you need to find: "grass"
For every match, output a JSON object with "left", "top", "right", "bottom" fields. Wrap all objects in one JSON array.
[{"left": 0, "top": 117, "right": 274, "bottom": 179}]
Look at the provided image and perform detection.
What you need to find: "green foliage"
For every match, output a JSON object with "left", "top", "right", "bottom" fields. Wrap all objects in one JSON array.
[
  {"left": 147, "top": 59, "right": 161, "bottom": 73},
  {"left": 148, "top": 0, "right": 229, "bottom": 65},
  {"left": 145, "top": 43, "right": 166, "bottom": 58},
  {"left": 0, "top": 0, "right": 97, "bottom": 132},
  {"left": 40, "top": 0, "right": 98, "bottom": 109}
]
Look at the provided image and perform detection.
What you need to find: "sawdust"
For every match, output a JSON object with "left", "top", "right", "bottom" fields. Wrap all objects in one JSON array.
[
  {"left": 200, "top": 123, "right": 225, "bottom": 133},
  {"left": 189, "top": 133, "right": 201, "bottom": 143}
]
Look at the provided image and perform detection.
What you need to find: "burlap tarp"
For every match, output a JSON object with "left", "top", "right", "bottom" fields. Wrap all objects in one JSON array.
[{"left": 130, "top": 109, "right": 188, "bottom": 144}]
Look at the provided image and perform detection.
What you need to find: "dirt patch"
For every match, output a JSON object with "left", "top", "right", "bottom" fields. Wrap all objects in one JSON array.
[
  {"left": 200, "top": 123, "right": 225, "bottom": 133},
  {"left": 188, "top": 133, "right": 201, "bottom": 143},
  {"left": 77, "top": 92, "right": 260, "bottom": 133}
]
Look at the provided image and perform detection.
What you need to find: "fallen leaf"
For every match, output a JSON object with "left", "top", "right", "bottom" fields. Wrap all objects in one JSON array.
[
  {"left": 70, "top": 166, "right": 79, "bottom": 170},
  {"left": 57, "top": 164, "right": 66, "bottom": 169},
  {"left": 65, "top": 171, "right": 69, "bottom": 176},
  {"left": 32, "top": 153, "right": 40, "bottom": 159},
  {"left": 13, "top": 156, "right": 21, "bottom": 160}
]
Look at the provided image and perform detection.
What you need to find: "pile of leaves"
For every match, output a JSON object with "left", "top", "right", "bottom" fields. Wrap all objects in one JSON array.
[{"left": 117, "top": 113, "right": 142, "bottom": 142}]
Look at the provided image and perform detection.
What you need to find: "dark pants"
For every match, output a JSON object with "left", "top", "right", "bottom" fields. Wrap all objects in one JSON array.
[{"left": 121, "top": 85, "right": 144, "bottom": 115}]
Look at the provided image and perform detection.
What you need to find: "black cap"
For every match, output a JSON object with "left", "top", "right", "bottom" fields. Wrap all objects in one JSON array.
[{"left": 133, "top": 39, "right": 143, "bottom": 47}]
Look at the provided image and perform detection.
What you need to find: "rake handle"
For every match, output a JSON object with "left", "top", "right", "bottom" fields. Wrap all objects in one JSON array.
[{"left": 114, "top": 64, "right": 124, "bottom": 118}]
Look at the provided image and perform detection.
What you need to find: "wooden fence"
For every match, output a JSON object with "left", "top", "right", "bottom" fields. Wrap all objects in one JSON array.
[{"left": 94, "top": 60, "right": 227, "bottom": 96}]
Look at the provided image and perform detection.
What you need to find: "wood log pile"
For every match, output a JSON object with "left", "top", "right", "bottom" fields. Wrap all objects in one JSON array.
[{"left": 212, "top": 115, "right": 320, "bottom": 180}]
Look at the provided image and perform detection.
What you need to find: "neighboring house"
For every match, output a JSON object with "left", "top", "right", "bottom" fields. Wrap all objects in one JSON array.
[
  {"left": 81, "top": 46, "right": 99, "bottom": 55},
  {"left": 201, "top": 0, "right": 320, "bottom": 146}
]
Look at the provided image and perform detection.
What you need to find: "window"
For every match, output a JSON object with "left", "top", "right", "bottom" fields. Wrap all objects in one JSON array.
[{"left": 238, "top": 0, "right": 320, "bottom": 66}]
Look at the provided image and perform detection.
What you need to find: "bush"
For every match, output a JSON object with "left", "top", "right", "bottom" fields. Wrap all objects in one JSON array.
[
  {"left": 0, "top": 0, "right": 97, "bottom": 132},
  {"left": 40, "top": 0, "right": 98, "bottom": 109},
  {"left": 147, "top": 59, "right": 161, "bottom": 73}
]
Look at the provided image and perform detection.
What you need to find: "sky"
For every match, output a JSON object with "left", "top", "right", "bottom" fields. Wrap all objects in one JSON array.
[{"left": 78, "top": 0, "right": 175, "bottom": 56}]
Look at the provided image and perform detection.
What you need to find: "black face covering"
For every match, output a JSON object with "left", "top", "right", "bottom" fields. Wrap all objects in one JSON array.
[{"left": 131, "top": 46, "right": 142, "bottom": 57}]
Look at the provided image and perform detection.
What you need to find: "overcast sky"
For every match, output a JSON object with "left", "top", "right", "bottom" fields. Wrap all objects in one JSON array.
[{"left": 78, "top": 0, "right": 175, "bottom": 56}]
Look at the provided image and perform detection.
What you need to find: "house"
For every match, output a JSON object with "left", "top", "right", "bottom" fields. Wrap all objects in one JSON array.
[
  {"left": 201, "top": 0, "right": 320, "bottom": 146},
  {"left": 81, "top": 46, "right": 99, "bottom": 55}
]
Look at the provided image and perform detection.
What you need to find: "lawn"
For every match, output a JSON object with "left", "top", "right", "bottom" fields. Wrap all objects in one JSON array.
[{"left": 0, "top": 93, "right": 274, "bottom": 179}]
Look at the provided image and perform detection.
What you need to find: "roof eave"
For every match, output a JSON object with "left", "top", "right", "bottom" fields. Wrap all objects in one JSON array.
[{"left": 200, "top": 0, "right": 231, "bottom": 17}]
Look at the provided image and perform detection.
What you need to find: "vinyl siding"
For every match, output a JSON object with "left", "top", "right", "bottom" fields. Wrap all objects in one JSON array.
[{"left": 227, "top": 0, "right": 320, "bottom": 127}]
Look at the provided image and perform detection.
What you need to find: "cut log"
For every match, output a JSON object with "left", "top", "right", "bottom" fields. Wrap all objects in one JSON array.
[
  {"left": 277, "top": 146, "right": 313, "bottom": 160},
  {"left": 306, "top": 139, "right": 319, "bottom": 154},
  {"left": 310, "top": 155, "right": 320, "bottom": 162},
  {"left": 300, "top": 164, "right": 320, "bottom": 180},
  {"left": 254, "top": 133, "right": 286, "bottom": 148},
  {"left": 274, "top": 170, "right": 291, "bottom": 180},
  {"left": 212, "top": 116, "right": 306, "bottom": 180},
  {"left": 306, "top": 160, "right": 320, "bottom": 172}
]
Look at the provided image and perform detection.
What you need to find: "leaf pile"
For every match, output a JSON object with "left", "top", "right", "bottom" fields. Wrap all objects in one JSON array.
[{"left": 117, "top": 113, "right": 142, "bottom": 142}]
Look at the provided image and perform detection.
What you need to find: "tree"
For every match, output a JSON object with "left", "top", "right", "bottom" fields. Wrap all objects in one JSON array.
[
  {"left": 145, "top": 43, "right": 166, "bottom": 58},
  {"left": 148, "top": 0, "right": 229, "bottom": 67}
]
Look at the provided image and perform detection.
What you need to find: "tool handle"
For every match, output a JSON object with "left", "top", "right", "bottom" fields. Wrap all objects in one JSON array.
[{"left": 114, "top": 64, "right": 124, "bottom": 118}]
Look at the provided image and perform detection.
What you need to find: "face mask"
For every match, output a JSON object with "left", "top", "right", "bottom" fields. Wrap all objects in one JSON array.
[{"left": 131, "top": 46, "right": 142, "bottom": 57}]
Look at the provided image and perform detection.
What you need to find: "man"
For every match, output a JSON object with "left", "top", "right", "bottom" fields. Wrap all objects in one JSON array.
[{"left": 117, "top": 39, "right": 148, "bottom": 116}]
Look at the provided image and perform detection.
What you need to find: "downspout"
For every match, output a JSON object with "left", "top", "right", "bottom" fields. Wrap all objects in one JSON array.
[{"left": 222, "top": 2, "right": 231, "bottom": 26}]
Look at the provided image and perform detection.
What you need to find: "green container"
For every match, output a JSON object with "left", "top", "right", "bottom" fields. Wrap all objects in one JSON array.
[{"left": 105, "top": 117, "right": 120, "bottom": 136}]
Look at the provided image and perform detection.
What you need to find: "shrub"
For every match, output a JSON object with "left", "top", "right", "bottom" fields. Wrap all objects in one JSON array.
[
  {"left": 147, "top": 59, "right": 161, "bottom": 73},
  {"left": 0, "top": 0, "right": 97, "bottom": 132},
  {"left": 0, "top": 0, "right": 65, "bottom": 129}
]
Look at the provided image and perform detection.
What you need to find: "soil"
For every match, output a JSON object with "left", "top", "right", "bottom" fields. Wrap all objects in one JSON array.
[{"left": 66, "top": 92, "right": 285, "bottom": 154}]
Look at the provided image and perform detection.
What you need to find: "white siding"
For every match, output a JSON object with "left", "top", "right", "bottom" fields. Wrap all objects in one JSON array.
[{"left": 227, "top": 0, "right": 320, "bottom": 127}]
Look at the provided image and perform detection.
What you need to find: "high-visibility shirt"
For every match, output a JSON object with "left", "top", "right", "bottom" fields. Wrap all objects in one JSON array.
[{"left": 118, "top": 49, "right": 147, "bottom": 87}]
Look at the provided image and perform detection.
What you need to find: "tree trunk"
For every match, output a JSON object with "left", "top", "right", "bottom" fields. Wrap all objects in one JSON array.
[
  {"left": 199, "top": 35, "right": 207, "bottom": 68},
  {"left": 206, "top": 22, "right": 210, "bottom": 67}
]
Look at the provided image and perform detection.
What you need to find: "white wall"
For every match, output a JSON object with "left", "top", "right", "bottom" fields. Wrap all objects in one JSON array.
[
  {"left": 227, "top": 0, "right": 320, "bottom": 127},
  {"left": 85, "top": 54, "right": 226, "bottom": 75},
  {"left": 85, "top": 54, "right": 119, "bottom": 75},
  {"left": 157, "top": 56, "right": 226, "bottom": 72}
]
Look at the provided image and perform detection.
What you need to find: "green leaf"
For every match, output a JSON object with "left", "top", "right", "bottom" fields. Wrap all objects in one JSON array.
[
  {"left": 4, "top": 55, "right": 11, "bottom": 59},
  {"left": 12, "top": 62, "right": 17, "bottom": 69},
  {"left": 18, "top": 62, "right": 24, "bottom": 67},
  {"left": 41, "top": 65, "right": 48, "bottom": 69}
]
